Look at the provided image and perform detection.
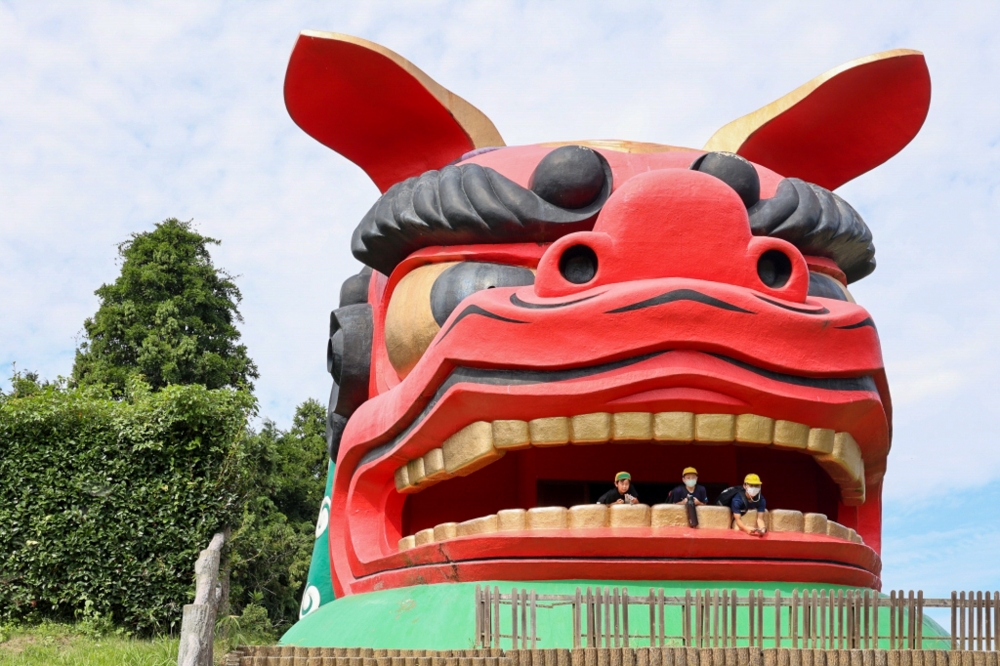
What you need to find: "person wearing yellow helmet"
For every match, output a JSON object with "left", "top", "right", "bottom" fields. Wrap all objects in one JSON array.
[
  {"left": 666, "top": 466, "right": 707, "bottom": 505},
  {"left": 731, "top": 473, "right": 767, "bottom": 537},
  {"left": 596, "top": 471, "right": 640, "bottom": 505}
]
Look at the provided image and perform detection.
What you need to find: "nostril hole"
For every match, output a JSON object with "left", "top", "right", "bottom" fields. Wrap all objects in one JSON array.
[
  {"left": 559, "top": 245, "right": 598, "bottom": 284},
  {"left": 757, "top": 250, "right": 792, "bottom": 289}
]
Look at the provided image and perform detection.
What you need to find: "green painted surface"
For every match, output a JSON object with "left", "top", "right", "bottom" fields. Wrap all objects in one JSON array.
[
  {"left": 281, "top": 580, "right": 949, "bottom": 649},
  {"left": 298, "top": 461, "right": 336, "bottom": 620}
]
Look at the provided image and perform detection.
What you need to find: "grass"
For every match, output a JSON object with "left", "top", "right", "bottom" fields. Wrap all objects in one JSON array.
[{"left": 0, "top": 623, "right": 182, "bottom": 665}]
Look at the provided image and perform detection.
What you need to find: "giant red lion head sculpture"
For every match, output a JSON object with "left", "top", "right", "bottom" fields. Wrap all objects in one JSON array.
[{"left": 285, "top": 32, "right": 930, "bottom": 600}]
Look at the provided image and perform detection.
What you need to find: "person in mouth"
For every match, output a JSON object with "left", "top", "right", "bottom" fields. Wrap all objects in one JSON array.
[
  {"left": 597, "top": 471, "right": 640, "bottom": 505},
  {"left": 667, "top": 466, "right": 708, "bottom": 505},
  {"left": 731, "top": 473, "right": 767, "bottom": 537}
]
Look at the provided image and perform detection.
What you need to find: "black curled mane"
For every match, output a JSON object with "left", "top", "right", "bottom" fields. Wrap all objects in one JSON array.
[
  {"left": 352, "top": 160, "right": 611, "bottom": 277},
  {"left": 749, "top": 179, "right": 874, "bottom": 283}
]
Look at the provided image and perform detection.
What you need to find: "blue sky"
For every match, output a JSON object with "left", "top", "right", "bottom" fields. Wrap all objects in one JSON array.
[{"left": 2, "top": 2, "right": 999, "bottom": 594}]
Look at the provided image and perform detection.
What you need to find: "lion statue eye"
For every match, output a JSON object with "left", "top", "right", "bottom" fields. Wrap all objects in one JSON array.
[{"left": 384, "top": 262, "right": 535, "bottom": 378}]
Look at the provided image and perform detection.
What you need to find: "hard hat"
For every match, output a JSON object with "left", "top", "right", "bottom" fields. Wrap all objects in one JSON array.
[
  {"left": 615, "top": 471, "right": 631, "bottom": 482},
  {"left": 682, "top": 467, "right": 698, "bottom": 476},
  {"left": 744, "top": 473, "right": 762, "bottom": 485}
]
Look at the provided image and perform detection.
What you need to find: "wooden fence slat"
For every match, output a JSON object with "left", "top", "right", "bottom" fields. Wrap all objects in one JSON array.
[
  {"left": 684, "top": 589, "right": 692, "bottom": 648},
  {"left": 648, "top": 589, "right": 655, "bottom": 648},
  {"left": 530, "top": 590, "right": 537, "bottom": 650},
  {"left": 623, "top": 588, "right": 630, "bottom": 648},
  {"left": 613, "top": 587, "right": 620, "bottom": 648},
  {"left": 574, "top": 588, "right": 582, "bottom": 649},
  {"left": 658, "top": 589, "right": 665, "bottom": 648},
  {"left": 757, "top": 589, "right": 765, "bottom": 648},
  {"left": 775, "top": 590, "right": 782, "bottom": 649},
  {"left": 731, "top": 589, "right": 738, "bottom": 649},
  {"left": 748, "top": 590, "right": 755, "bottom": 649}
]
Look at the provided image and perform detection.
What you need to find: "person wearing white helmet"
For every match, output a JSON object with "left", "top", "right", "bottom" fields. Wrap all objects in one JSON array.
[{"left": 731, "top": 473, "right": 767, "bottom": 537}]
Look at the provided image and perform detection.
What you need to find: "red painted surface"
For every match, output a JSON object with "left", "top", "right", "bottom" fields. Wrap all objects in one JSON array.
[
  {"left": 735, "top": 52, "right": 931, "bottom": 191},
  {"left": 284, "top": 34, "right": 478, "bottom": 193}
]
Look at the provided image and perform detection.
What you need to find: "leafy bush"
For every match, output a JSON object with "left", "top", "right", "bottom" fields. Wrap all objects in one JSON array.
[
  {"left": 0, "top": 377, "right": 256, "bottom": 635},
  {"left": 227, "top": 400, "right": 326, "bottom": 631}
]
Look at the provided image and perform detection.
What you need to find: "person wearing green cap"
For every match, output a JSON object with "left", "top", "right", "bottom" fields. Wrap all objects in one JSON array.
[{"left": 596, "top": 471, "right": 640, "bottom": 505}]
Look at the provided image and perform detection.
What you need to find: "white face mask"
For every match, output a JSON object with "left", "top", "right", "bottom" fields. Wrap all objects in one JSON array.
[
  {"left": 684, "top": 478, "right": 697, "bottom": 488},
  {"left": 746, "top": 486, "right": 761, "bottom": 498}
]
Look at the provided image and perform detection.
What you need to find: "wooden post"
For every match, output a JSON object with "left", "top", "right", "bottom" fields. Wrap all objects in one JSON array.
[
  {"left": 595, "top": 587, "right": 602, "bottom": 648},
  {"left": 951, "top": 591, "right": 957, "bottom": 651},
  {"left": 177, "top": 531, "right": 226, "bottom": 666},
  {"left": 530, "top": 590, "right": 537, "bottom": 650},
  {"left": 659, "top": 589, "right": 665, "bottom": 648},
  {"left": 512, "top": 587, "right": 519, "bottom": 650},
  {"left": 613, "top": 588, "right": 621, "bottom": 648},
  {"left": 890, "top": 590, "right": 897, "bottom": 650},
  {"left": 587, "top": 588, "right": 595, "bottom": 648},
  {"left": 872, "top": 589, "right": 880, "bottom": 651},
  {"left": 649, "top": 588, "right": 656, "bottom": 648},
  {"left": 622, "top": 588, "right": 630, "bottom": 648},
  {"left": 748, "top": 590, "right": 755, "bottom": 650},
  {"left": 916, "top": 590, "right": 924, "bottom": 650},
  {"left": 757, "top": 589, "right": 765, "bottom": 649},
  {"left": 476, "top": 585, "right": 483, "bottom": 648},
  {"left": 684, "top": 589, "right": 692, "bottom": 648},
  {"left": 721, "top": 589, "right": 728, "bottom": 648},
  {"left": 775, "top": 590, "right": 782, "bottom": 649},
  {"left": 604, "top": 587, "right": 611, "bottom": 648},
  {"left": 731, "top": 589, "right": 738, "bottom": 649},
  {"left": 575, "top": 588, "right": 582, "bottom": 649},
  {"left": 494, "top": 586, "right": 501, "bottom": 649},
  {"left": 791, "top": 589, "right": 798, "bottom": 649}
]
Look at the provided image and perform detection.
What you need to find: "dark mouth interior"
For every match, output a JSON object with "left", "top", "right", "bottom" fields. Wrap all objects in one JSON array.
[{"left": 402, "top": 443, "right": 842, "bottom": 535}]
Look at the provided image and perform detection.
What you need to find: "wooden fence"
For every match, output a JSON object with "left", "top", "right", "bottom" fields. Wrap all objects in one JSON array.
[{"left": 474, "top": 587, "right": 1000, "bottom": 651}]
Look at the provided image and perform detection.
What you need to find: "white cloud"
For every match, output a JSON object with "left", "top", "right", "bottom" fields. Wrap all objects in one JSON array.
[{"left": 3, "top": 0, "right": 1000, "bottom": 587}]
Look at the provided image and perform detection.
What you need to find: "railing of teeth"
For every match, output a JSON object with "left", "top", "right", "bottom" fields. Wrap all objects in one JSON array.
[{"left": 475, "top": 587, "right": 1000, "bottom": 651}]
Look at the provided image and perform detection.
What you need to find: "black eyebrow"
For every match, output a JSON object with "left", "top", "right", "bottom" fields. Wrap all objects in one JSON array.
[{"left": 436, "top": 305, "right": 528, "bottom": 342}]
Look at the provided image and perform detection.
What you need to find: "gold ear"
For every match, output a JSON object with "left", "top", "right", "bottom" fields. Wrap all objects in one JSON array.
[
  {"left": 704, "top": 49, "right": 931, "bottom": 190},
  {"left": 285, "top": 32, "right": 504, "bottom": 193}
]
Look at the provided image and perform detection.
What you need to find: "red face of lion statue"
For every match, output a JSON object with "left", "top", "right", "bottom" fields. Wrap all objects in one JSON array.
[{"left": 285, "top": 32, "right": 931, "bottom": 598}]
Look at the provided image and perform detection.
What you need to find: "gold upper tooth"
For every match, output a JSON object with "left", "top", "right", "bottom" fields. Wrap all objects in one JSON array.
[
  {"left": 492, "top": 420, "right": 531, "bottom": 450},
  {"left": 395, "top": 412, "right": 869, "bottom": 506},
  {"left": 735, "top": 414, "right": 774, "bottom": 445},
  {"left": 694, "top": 414, "right": 736, "bottom": 443},
  {"left": 612, "top": 412, "right": 652, "bottom": 441},
  {"left": 442, "top": 421, "right": 503, "bottom": 476},
  {"left": 571, "top": 413, "right": 612, "bottom": 444},
  {"left": 773, "top": 420, "right": 810, "bottom": 449},
  {"left": 529, "top": 417, "right": 570, "bottom": 446},
  {"left": 653, "top": 412, "right": 694, "bottom": 442}
]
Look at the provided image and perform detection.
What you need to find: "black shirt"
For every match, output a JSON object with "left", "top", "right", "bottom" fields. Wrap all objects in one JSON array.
[
  {"left": 597, "top": 486, "right": 639, "bottom": 505},
  {"left": 666, "top": 484, "right": 708, "bottom": 504}
]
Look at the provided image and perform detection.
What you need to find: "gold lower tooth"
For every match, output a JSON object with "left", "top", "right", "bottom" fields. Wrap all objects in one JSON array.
[
  {"left": 526, "top": 506, "right": 567, "bottom": 530},
  {"left": 407, "top": 505, "right": 864, "bottom": 552}
]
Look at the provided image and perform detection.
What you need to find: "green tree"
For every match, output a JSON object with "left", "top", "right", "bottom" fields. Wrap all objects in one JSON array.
[
  {"left": 72, "top": 218, "right": 258, "bottom": 396},
  {"left": 228, "top": 399, "right": 327, "bottom": 631}
]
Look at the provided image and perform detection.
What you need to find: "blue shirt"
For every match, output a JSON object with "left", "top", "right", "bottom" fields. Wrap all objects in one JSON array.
[{"left": 731, "top": 492, "right": 766, "bottom": 515}]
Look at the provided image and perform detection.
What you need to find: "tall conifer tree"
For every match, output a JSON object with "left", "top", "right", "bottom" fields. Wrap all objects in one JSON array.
[{"left": 73, "top": 218, "right": 258, "bottom": 395}]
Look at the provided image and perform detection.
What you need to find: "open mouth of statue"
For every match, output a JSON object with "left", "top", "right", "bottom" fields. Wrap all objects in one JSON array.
[{"left": 340, "top": 348, "right": 887, "bottom": 593}]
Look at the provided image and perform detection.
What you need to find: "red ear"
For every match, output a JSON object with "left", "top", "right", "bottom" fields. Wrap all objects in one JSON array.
[
  {"left": 704, "top": 50, "right": 931, "bottom": 190},
  {"left": 284, "top": 31, "right": 505, "bottom": 193}
]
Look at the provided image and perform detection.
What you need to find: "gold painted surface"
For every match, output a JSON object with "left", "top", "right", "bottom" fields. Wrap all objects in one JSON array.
[
  {"left": 394, "top": 466, "right": 411, "bottom": 493},
  {"left": 703, "top": 49, "right": 925, "bottom": 153},
  {"left": 849, "top": 529, "right": 863, "bottom": 544},
  {"left": 826, "top": 521, "right": 850, "bottom": 541},
  {"left": 734, "top": 510, "right": 770, "bottom": 531},
  {"left": 526, "top": 507, "right": 568, "bottom": 530},
  {"left": 492, "top": 420, "right": 531, "bottom": 450},
  {"left": 421, "top": 448, "right": 449, "bottom": 483},
  {"left": 529, "top": 417, "right": 570, "bottom": 446},
  {"left": 735, "top": 414, "right": 774, "bottom": 445},
  {"left": 457, "top": 515, "right": 498, "bottom": 537},
  {"left": 407, "top": 457, "right": 426, "bottom": 486},
  {"left": 697, "top": 506, "right": 734, "bottom": 530},
  {"left": 609, "top": 503, "right": 651, "bottom": 528},
  {"left": 433, "top": 522, "right": 458, "bottom": 541},
  {"left": 803, "top": 513, "right": 829, "bottom": 535},
  {"left": 773, "top": 420, "right": 810, "bottom": 449},
  {"left": 651, "top": 504, "right": 689, "bottom": 528},
  {"left": 497, "top": 509, "right": 527, "bottom": 532},
  {"left": 299, "top": 31, "right": 506, "bottom": 149},
  {"left": 538, "top": 140, "right": 689, "bottom": 154},
  {"left": 653, "top": 412, "right": 694, "bottom": 442},
  {"left": 414, "top": 528, "right": 435, "bottom": 546},
  {"left": 384, "top": 262, "right": 456, "bottom": 379},
  {"left": 612, "top": 412, "right": 653, "bottom": 441},
  {"left": 694, "top": 414, "right": 736, "bottom": 443},
  {"left": 570, "top": 413, "right": 612, "bottom": 444},
  {"left": 398, "top": 535, "right": 416, "bottom": 552},
  {"left": 442, "top": 421, "right": 503, "bottom": 476},
  {"left": 769, "top": 509, "right": 805, "bottom": 533},
  {"left": 568, "top": 504, "right": 608, "bottom": 529},
  {"left": 807, "top": 428, "right": 836, "bottom": 455}
]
